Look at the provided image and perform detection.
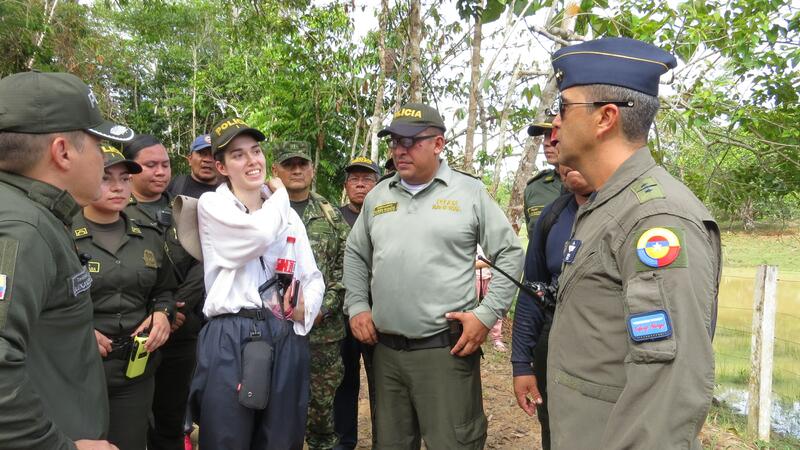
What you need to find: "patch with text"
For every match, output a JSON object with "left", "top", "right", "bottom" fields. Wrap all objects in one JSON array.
[{"left": 627, "top": 310, "right": 673, "bottom": 342}]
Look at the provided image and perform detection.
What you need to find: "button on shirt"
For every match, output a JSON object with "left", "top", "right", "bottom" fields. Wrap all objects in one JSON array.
[{"left": 197, "top": 183, "right": 324, "bottom": 335}]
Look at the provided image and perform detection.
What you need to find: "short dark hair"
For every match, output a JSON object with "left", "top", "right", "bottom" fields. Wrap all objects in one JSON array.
[
  {"left": 0, "top": 131, "right": 84, "bottom": 174},
  {"left": 584, "top": 84, "right": 659, "bottom": 142},
  {"left": 123, "top": 134, "right": 162, "bottom": 160}
]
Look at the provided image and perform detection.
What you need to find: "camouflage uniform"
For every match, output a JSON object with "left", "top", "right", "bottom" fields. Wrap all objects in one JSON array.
[{"left": 302, "top": 191, "right": 349, "bottom": 450}]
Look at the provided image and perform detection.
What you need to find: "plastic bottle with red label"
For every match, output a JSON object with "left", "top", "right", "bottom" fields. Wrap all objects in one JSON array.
[{"left": 275, "top": 236, "right": 296, "bottom": 293}]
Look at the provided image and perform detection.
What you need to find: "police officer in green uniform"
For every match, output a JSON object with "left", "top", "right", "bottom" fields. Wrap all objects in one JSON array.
[
  {"left": 75, "top": 146, "right": 176, "bottom": 450},
  {"left": 121, "top": 135, "right": 204, "bottom": 450},
  {"left": 344, "top": 103, "right": 524, "bottom": 449},
  {"left": 271, "top": 141, "right": 349, "bottom": 450},
  {"left": 546, "top": 38, "right": 721, "bottom": 449},
  {"left": 0, "top": 71, "right": 134, "bottom": 450},
  {"left": 523, "top": 116, "right": 562, "bottom": 237}
]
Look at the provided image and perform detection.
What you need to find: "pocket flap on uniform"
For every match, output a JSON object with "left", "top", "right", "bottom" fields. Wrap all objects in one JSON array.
[
  {"left": 624, "top": 273, "right": 676, "bottom": 363},
  {"left": 454, "top": 414, "right": 487, "bottom": 444}
]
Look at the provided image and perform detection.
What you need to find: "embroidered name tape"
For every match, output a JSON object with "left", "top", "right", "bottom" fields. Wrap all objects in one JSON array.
[
  {"left": 627, "top": 310, "right": 672, "bottom": 342},
  {"left": 374, "top": 202, "right": 398, "bottom": 216},
  {"left": 563, "top": 239, "right": 581, "bottom": 264}
]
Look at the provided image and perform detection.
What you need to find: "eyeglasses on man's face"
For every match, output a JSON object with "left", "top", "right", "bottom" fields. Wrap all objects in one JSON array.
[
  {"left": 386, "top": 134, "right": 439, "bottom": 150},
  {"left": 546, "top": 95, "right": 634, "bottom": 116}
]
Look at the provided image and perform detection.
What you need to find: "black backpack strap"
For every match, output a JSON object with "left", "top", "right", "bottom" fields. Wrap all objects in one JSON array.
[{"left": 537, "top": 193, "right": 574, "bottom": 254}]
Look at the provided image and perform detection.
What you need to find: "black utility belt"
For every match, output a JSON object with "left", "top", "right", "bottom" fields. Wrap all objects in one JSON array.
[
  {"left": 378, "top": 329, "right": 454, "bottom": 352},
  {"left": 103, "top": 334, "right": 134, "bottom": 360},
  {"left": 215, "top": 308, "right": 268, "bottom": 321}
]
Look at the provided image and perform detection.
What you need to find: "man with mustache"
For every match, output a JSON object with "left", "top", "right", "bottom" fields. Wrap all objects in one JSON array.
[
  {"left": 271, "top": 141, "right": 350, "bottom": 450},
  {"left": 344, "top": 102, "right": 523, "bottom": 449},
  {"left": 168, "top": 133, "right": 221, "bottom": 198}
]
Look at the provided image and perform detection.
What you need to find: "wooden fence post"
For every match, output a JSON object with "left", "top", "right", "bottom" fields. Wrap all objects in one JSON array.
[{"left": 746, "top": 264, "right": 778, "bottom": 441}]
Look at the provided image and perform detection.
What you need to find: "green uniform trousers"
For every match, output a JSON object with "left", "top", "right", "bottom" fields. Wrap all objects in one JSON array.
[
  {"left": 307, "top": 340, "right": 345, "bottom": 449},
  {"left": 104, "top": 358, "right": 156, "bottom": 450},
  {"left": 373, "top": 344, "right": 487, "bottom": 450}
]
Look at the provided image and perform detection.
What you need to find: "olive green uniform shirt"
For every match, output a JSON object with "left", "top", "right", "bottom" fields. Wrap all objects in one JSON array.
[
  {"left": 344, "top": 159, "right": 524, "bottom": 338},
  {"left": 73, "top": 212, "right": 176, "bottom": 385},
  {"left": 0, "top": 172, "right": 109, "bottom": 449},
  {"left": 523, "top": 168, "right": 562, "bottom": 236},
  {"left": 301, "top": 192, "right": 348, "bottom": 344},
  {"left": 126, "top": 194, "right": 204, "bottom": 341},
  {"left": 548, "top": 148, "right": 721, "bottom": 449}
]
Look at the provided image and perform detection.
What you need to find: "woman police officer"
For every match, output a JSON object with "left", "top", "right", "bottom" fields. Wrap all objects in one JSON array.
[{"left": 72, "top": 145, "right": 176, "bottom": 450}]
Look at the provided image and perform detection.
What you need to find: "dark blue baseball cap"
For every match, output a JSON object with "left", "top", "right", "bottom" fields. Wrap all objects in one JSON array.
[
  {"left": 552, "top": 37, "right": 677, "bottom": 96},
  {"left": 190, "top": 134, "right": 212, "bottom": 152}
]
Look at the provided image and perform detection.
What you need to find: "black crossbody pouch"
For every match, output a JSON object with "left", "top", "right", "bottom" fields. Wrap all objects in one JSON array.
[
  {"left": 238, "top": 256, "right": 275, "bottom": 410},
  {"left": 238, "top": 334, "right": 273, "bottom": 410}
]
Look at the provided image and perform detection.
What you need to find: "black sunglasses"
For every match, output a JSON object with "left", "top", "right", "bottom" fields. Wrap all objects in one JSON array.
[
  {"left": 387, "top": 134, "right": 439, "bottom": 150},
  {"left": 547, "top": 96, "right": 634, "bottom": 116}
]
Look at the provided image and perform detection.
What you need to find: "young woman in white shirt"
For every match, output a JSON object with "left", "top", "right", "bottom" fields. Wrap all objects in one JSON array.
[{"left": 188, "top": 118, "right": 324, "bottom": 449}]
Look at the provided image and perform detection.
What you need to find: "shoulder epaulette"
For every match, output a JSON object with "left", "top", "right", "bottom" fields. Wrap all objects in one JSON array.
[
  {"left": 630, "top": 176, "right": 665, "bottom": 204},
  {"left": 527, "top": 168, "right": 555, "bottom": 185},
  {"left": 452, "top": 167, "right": 480, "bottom": 179}
]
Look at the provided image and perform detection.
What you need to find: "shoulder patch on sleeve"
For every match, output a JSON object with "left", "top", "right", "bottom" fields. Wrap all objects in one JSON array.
[
  {"left": 634, "top": 227, "right": 686, "bottom": 270},
  {"left": 631, "top": 177, "right": 665, "bottom": 204},
  {"left": 0, "top": 239, "right": 19, "bottom": 328}
]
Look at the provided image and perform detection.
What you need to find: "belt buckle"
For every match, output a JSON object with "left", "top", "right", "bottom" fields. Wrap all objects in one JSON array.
[
  {"left": 255, "top": 309, "right": 264, "bottom": 320},
  {"left": 399, "top": 335, "right": 410, "bottom": 351}
]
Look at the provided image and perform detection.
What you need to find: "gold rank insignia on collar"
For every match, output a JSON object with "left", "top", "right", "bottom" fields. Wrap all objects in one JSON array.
[
  {"left": 74, "top": 227, "right": 89, "bottom": 237},
  {"left": 143, "top": 249, "right": 158, "bottom": 268},
  {"left": 130, "top": 225, "right": 142, "bottom": 235},
  {"left": 88, "top": 261, "right": 101, "bottom": 273}
]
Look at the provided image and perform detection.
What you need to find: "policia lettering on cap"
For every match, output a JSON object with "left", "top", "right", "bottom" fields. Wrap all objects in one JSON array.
[
  {"left": 543, "top": 38, "right": 722, "bottom": 450},
  {"left": 0, "top": 71, "right": 134, "bottom": 449}
]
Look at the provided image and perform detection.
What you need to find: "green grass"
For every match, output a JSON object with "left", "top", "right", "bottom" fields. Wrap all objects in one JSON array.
[{"left": 721, "top": 229, "right": 800, "bottom": 272}]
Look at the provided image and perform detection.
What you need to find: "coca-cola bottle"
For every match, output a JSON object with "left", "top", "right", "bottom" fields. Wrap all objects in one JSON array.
[{"left": 275, "top": 236, "right": 296, "bottom": 293}]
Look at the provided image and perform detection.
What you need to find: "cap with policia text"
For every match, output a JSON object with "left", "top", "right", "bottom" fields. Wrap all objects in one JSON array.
[
  {"left": 527, "top": 115, "right": 555, "bottom": 137},
  {"left": 102, "top": 145, "right": 142, "bottom": 174},
  {"left": 377, "top": 103, "right": 446, "bottom": 138},
  {"left": 190, "top": 134, "right": 212, "bottom": 153},
  {"left": 274, "top": 141, "right": 312, "bottom": 164},
  {"left": 210, "top": 117, "right": 266, "bottom": 156},
  {"left": 0, "top": 71, "right": 134, "bottom": 142},
  {"left": 345, "top": 156, "right": 380, "bottom": 175},
  {"left": 552, "top": 37, "right": 677, "bottom": 97}
]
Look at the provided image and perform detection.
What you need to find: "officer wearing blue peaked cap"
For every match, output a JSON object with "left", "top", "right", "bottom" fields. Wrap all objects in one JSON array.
[
  {"left": 551, "top": 36, "right": 677, "bottom": 96},
  {"left": 541, "top": 36, "right": 722, "bottom": 450}
]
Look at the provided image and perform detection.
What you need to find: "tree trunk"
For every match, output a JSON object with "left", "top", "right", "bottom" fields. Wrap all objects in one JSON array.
[
  {"left": 462, "top": 12, "right": 483, "bottom": 170},
  {"left": 477, "top": 93, "right": 489, "bottom": 177},
  {"left": 490, "top": 58, "right": 521, "bottom": 196},
  {"left": 26, "top": 0, "right": 60, "bottom": 69},
  {"left": 191, "top": 45, "right": 198, "bottom": 140},
  {"left": 505, "top": 1, "right": 579, "bottom": 229},
  {"left": 369, "top": 0, "right": 390, "bottom": 162},
  {"left": 408, "top": 0, "right": 422, "bottom": 103}
]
